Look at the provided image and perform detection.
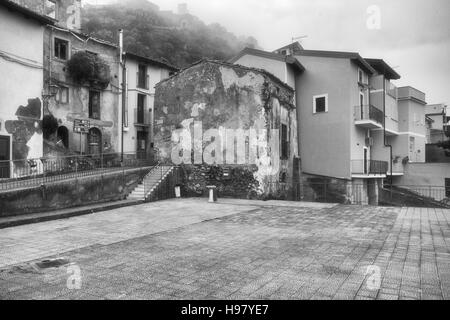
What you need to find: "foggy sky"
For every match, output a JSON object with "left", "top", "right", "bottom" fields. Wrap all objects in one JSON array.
[{"left": 85, "top": 0, "right": 450, "bottom": 105}]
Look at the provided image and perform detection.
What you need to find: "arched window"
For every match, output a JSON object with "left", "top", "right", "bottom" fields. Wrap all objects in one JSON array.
[
  {"left": 88, "top": 127, "right": 102, "bottom": 155},
  {"left": 56, "top": 126, "right": 69, "bottom": 149}
]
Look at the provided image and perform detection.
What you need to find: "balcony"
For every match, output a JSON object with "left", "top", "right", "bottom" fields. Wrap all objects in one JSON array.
[
  {"left": 351, "top": 160, "right": 388, "bottom": 177},
  {"left": 134, "top": 108, "right": 151, "bottom": 127},
  {"left": 354, "top": 105, "right": 384, "bottom": 129}
]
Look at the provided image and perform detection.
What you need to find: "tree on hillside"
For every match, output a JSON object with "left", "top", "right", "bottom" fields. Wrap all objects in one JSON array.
[{"left": 81, "top": 2, "right": 260, "bottom": 68}]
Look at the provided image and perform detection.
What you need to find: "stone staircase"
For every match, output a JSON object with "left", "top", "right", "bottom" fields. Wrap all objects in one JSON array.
[{"left": 127, "top": 165, "right": 175, "bottom": 201}]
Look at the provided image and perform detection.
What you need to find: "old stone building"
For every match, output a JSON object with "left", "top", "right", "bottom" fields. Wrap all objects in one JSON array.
[
  {"left": 154, "top": 60, "right": 299, "bottom": 199},
  {"left": 43, "top": 26, "right": 121, "bottom": 157}
]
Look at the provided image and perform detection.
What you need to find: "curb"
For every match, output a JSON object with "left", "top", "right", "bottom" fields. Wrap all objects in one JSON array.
[{"left": 0, "top": 200, "right": 144, "bottom": 230}]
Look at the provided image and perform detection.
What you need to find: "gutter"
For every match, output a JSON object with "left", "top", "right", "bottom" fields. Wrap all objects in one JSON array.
[{"left": 382, "top": 69, "right": 393, "bottom": 186}]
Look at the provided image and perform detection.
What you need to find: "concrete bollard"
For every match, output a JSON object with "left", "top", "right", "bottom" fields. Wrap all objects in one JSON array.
[
  {"left": 175, "top": 185, "right": 181, "bottom": 198},
  {"left": 206, "top": 185, "right": 217, "bottom": 203}
]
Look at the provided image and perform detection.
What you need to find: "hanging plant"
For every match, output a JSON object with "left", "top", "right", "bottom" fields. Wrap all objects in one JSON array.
[{"left": 67, "top": 51, "right": 111, "bottom": 89}]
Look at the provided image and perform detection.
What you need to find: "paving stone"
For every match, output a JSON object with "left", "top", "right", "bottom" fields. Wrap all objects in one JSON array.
[{"left": 0, "top": 200, "right": 448, "bottom": 300}]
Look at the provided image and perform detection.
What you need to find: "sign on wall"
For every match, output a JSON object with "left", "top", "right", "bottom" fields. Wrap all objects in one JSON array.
[{"left": 73, "top": 119, "right": 90, "bottom": 134}]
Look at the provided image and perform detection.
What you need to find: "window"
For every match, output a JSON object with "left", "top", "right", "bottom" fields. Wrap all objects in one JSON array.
[
  {"left": 358, "top": 69, "right": 364, "bottom": 84},
  {"left": 446, "top": 178, "right": 450, "bottom": 198},
  {"left": 137, "top": 94, "right": 146, "bottom": 124},
  {"left": 54, "top": 38, "right": 69, "bottom": 60},
  {"left": 137, "top": 64, "right": 148, "bottom": 89},
  {"left": 45, "top": 0, "right": 57, "bottom": 19},
  {"left": 88, "top": 128, "right": 102, "bottom": 155},
  {"left": 137, "top": 131, "right": 147, "bottom": 153},
  {"left": 57, "top": 126, "right": 69, "bottom": 149},
  {"left": 89, "top": 91, "right": 101, "bottom": 120},
  {"left": 281, "top": 123, "right": 289, "bottom": 160},
  {"left": 0, "top": 135, "right": 11, "bottom": 178},
  {"left": 56, "top": 86, "right": 69, "bottom": 104},
  {"left": 409, "top": 136, "right": 415, "bottom": 158},
  {"left": 313, "top": 94, "right": 328, "bottom": 113}
]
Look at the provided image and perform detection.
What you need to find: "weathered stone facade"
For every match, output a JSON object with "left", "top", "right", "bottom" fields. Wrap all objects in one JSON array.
[
  {"left": 154, "top": 60, "right": 298, "bottom": 199},
  {"left": 43, "top": 25, "right": 121, "bottom": 158},
  {"left": 10, "top": 0, "right": 82, "bottom": 31}
]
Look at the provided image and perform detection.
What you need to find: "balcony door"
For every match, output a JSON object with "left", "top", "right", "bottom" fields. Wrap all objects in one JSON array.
[
  {"left": 0, "top": 135, "right": 10, "bottom": 178},
  {"left": 137, "top": 130, "right": 147, "bottom": 159},
  {"left": 364, "top": 147, "right": 368, "bottom": 174},
  {"left": 360, "top": 92, "right": 364, "bottom": 119},
  {"left": 137, "top": 94, "right": 146, "bottom": 124}
]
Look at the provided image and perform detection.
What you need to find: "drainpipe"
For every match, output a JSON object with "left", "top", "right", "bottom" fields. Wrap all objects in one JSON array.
[
  {"left": 382, "top": 69, "right": 393, "bottom": 187},
  {"left": 119, "top": 29, "right": 126, "bottom": 163}
]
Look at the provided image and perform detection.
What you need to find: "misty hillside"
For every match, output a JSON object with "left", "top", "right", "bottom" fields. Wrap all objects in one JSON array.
[{"left": 82, "top": 0, "right": 259, "bottom": 68}]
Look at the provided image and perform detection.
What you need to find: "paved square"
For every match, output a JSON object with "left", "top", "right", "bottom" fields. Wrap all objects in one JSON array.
[{"left": 0, "top": 199, "right": 449, "bottom": 300}]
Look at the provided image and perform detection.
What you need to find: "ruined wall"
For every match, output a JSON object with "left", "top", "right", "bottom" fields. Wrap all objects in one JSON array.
[
  {"left": 43, "top": 27, "right": 120, "bottom": 157},
  {"left": 10, "top": 0, "right": 82, "bottom": 31},
  {"left": 154, "top": 61, "right": 297, "bottom": 198},
  {"left": 0, "top": 6, "right": 45, "bottom": 177}
]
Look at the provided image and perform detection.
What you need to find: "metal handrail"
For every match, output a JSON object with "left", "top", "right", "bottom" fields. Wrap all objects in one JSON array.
[
  {"left": 354, "top": 104, "right": 384, "bottom": 124},
  {"left": 0, "top": 152, "right": 157, "bottom": 191}
]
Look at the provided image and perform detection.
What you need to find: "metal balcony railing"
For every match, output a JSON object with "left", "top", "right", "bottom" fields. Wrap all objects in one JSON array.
[
  {"left": 0, "top": 152, "right": 156, "bottom": 191},
  {"left": 134, "top": 108, "right": 151, "bottom": 126},
  {"left": 354, "top": 105, "right": 384, "bottom": 125},
  {"left": 351, "top": 159, "right": 389, "bottom": 175}
]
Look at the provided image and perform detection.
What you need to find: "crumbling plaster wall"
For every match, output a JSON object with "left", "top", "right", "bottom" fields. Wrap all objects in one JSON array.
[
  {"left": 154, "top": 61, "right": 297, "bottom": 198},
  {"left": 43, "top": 27, "right": 120, "bottom": 156},
  {"left": 0, "top": 6, "right": 44, "bottom": 176}
]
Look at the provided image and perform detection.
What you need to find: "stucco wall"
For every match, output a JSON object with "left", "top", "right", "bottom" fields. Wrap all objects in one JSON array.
[
  {"left": 295, "top": 56, "right": 352, "bottom": 179},
  {"left": 154, "top": 61, "right": 297, "bottom": 197},
  {"left": 233, "top": 54, "right": 296, "bottom": 88},
  {"left": 0, "top": 7, "right": 44, "bottom": 170},
  {"left": 393, "top": 163, "right": 450, "bottom": 196},
  {"left": 123, "top": 58, "right": 172, "bottom": 154}
]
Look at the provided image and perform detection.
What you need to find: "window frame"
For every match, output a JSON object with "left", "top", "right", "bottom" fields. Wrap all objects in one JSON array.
[
  {"left": 137, "top": 64, "right": 148, "bottom": 90},
  {"left": 358, "top": 68, "right": 365, "bottom": 84},
  {"left": 313, "top": 94, "right": 328, "bottom": 114},
  {"left": 280, "top": 123, "right": 289, "bottom": 160},
  {"left": 88, "top": 90, "right": 101, "bottom": 120},
  {"left": 54, "top": 37, "right": 69, "bottom": 61},
  {"left": 56, "top": 86, "right": 69, "bottom": 104},
  {"left": 45, "top": 0, "right": 57, "bottom": 20},
  {"left": 137, "top": 93, "right": 147, "bottom": 124}
]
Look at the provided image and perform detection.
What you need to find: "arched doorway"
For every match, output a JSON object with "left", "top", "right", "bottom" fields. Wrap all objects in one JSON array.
[
  {"left": 56, "top": 126, "right": 69, "bottom": 149},
  {"left": 88, "top": 127, "right": 102, "bottom": 155}
]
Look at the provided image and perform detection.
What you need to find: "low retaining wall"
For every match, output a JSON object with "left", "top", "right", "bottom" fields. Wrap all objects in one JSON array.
[
  {"left": 0, "top": 168, "right": 149, "bottom": 217},
  {"left": 178, "top": 164, "right": 293, "bottom": 200}
]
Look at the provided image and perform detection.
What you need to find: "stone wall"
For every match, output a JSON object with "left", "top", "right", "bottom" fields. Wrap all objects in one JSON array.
[
  {"left": 154, "top": 60, "right": 298, "bottom": 198},
  {"left": 0, "top": 169, "right": 148, "bottom": 217}
]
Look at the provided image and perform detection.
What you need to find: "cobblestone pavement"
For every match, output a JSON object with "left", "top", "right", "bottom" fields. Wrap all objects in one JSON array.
[{"left": 0, "top": 199, "right": 449, "bottom": 300}]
